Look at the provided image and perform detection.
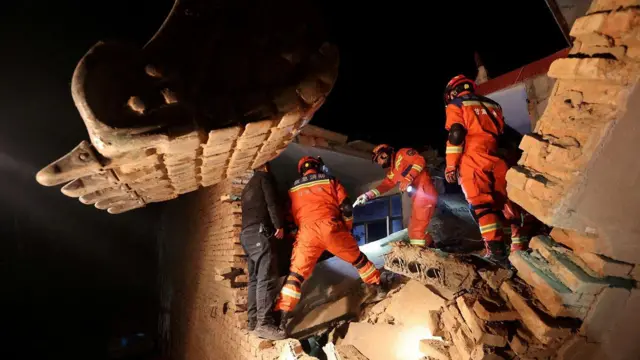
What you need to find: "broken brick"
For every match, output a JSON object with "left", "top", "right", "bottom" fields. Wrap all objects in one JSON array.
[
  {"left": 575, "top": 252, "right": 633, "bottom": 278},
  {"left": 499, "top": 280, "right": 572, "bottom": 344},
  {"left": 530, "top": 236, "right": 628, "bottom": 294},
  {"left": 550, "top": 228, "right": 602, "bottom": 254},
  {"left": 472, "top": 298, "right": 518, "bottom": 322},
  {"left": 448, "top": 345, "right": 462, "bottom": 360},
  {"left": 588, "top": 0, "right": 640, "bottom": 13},
  {"left": 554, "top": 80, "right": 629, "bottom": 107},
  {"left": 509, "top": 250, "right": 587, "bottom": 318},
  {"left": 456, "top": 296, "right": 507, "bottom": 347},
  {"left": 548, "top": 58, "right": 632, "bottom": 85},
  {"left": 418, "top": 339, "right": 448, "bottom": 360}
]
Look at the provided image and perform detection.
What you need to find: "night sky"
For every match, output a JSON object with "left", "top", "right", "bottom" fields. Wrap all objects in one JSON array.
[{"left": 0, "top": 0, "right": 567, "bottom": 358}]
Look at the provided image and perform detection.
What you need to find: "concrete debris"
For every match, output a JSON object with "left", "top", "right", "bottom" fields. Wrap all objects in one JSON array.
[
  {"left": 384, "top": 280, "right": 446, "bottom": 329},
  {"left": 384, "top": 244, "right": 480, "bottom": 300}
]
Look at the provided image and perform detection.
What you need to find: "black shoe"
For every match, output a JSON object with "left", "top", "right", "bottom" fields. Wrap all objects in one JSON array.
[
  {"left": 248, "top": 320, "right": 257, "bottom": 332},
  {"left": 484, "top": 241, "right": 510, "bottom": 267},
  {"left": 254, "top": 323, "right": 287, "bottom": 341},
  {"left": 278, "top": 311, "right": 291, "bottom": 334},
  {"left": 365, "top": 283, "right": 389, "bottom": 304}
]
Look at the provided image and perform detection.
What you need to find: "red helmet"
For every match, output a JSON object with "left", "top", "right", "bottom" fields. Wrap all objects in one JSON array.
[
  {"left": 372, "top": 144, "right": 394, "bottom": 169},
  {"left": 444, "top": 75, "right": 476, "bottom": 104},
  {"left": 297, "top": 156, "right": 324, "bottom": 176}
]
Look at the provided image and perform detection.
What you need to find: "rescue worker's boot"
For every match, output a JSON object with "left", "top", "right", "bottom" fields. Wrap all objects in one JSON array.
[
  {"left": 278, "top": 311, "right": 291, "bottom": 336},
  {"left": 254, "top": 321, "right": 287, "bottom": 341},
  {"left": 364, "top": 271, "right": 391, "bottom": 303},
  {"left": 484, "top": 241, "right": 509, "bottom": 267},
  {"left": 510, "top": 240, "right": 529, "bottom": 252}
]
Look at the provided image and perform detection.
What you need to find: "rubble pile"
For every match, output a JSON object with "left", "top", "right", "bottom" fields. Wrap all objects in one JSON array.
[{"left": 333, "top": 239, "right": 635, "bottom": 360}]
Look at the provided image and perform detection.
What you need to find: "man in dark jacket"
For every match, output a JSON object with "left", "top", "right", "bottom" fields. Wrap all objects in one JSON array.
[{"left": 240, "top": 162, "right": 286, "bottom": 340}]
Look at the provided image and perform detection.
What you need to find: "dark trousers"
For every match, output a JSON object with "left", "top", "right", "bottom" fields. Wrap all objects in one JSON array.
[{"left": 240, "top": 224, "right": 280, "bottom": 326}]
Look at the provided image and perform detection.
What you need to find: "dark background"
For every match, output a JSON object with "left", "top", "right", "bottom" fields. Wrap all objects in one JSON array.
[{"left": 0, "top": 0, "right": 567, "bottom": 358}]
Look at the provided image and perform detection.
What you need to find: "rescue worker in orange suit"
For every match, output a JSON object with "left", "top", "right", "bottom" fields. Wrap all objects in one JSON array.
[
  {"left": 275, "top": 156, "right": 385, "bottom": 332},
  {"left": 355, "top": 145, "right": 439, "bottom": 247},
  {"left": 443, "top": 74, "right": 529, "bottom": 261}
]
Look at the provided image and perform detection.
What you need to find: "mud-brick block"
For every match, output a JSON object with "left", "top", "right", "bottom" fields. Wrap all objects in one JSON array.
[
  {"left": 205, "top": 126, "right": 243, "bottom": 147},
  {"left": 505, "top": 166, "right": 529, "bottom": 191},
  {"left": 277, "top": 112, "right": 302, "bottom": 128},
  {"left": 550, "top": 228, "right": 603, "bottom": 254},
  {"left": 456, "top": 296, "right": 507, "bottom": 347},
  {"left": 473, "top": 298, "right": 518, "bottom": 322},
  {"left": 548, "top": 58, "right": 630, "bottom": 84},
  {"left": 505, "top": 185, "right": 555, "bottom": 226},
  {"left": 243, "top": 120, "right": 275, "bottom": 138},
  {"left": 555, "top": 80, "right": 629, "bottom": 107},
  {"left": 203, "top": 142, "right": 235, "bottom": 157},
  {"left": 575, "top": 252, "right": 633, "bottom": 278},
  {"left": 418, "top": 339, "right": 449, "bottom": 360},
  {"left": 580, "top": 287, "right": 631, "bottom": 342},
  {"left": 555, "top": 335, "right": 601, "bottom": 360},
  {"left": 509, "top": 328, "right": 558, "bottom": 360},
  {"left": 530, "top": 236, "right": 631, "bottom": 294},
  {"left": 236, "top": 133, "right": 269, "bottom": 150},
  {"left": 509, "top": 250, "right": 587, "bottom": 318},
  {"left": 499, "top": 281, "right": 573, "bottom": 344},
  {"left": 588, "top": 0, "right": 640, "bottom": 13}
]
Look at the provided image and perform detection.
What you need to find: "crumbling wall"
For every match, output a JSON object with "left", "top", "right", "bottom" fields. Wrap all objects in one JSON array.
[
  {"left": 525, "top": 75, "right": 557, "bottom": 131},
  {"left": 166, "top": 173, "right": 280, "bottom": 360},
  {"left": 505, "top": 1, "right": 640, "bottom": 359}
]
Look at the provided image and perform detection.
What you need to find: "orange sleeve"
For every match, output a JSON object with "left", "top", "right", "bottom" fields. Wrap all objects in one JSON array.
[
  {"left": 370, "top": 173, "right": 396, "bottom": 198},
  {"left": 334, "top": 178, "right": 353, "bottom": 230},
  {"left": 445, "top": 104, "right": 465, "bottom": 169},
  {"left": 399, "top": 148, "right": 426, "bottom": 181}
]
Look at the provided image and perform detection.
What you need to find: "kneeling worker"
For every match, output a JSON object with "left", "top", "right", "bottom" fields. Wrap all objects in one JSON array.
[
  {"left": 240, "top": 162, "right": 286, "bottom": 340},
  {"left": 356, "top": 145, "right": 438, "bottom": 247},
  {"left": 275, "top": 156, "right": 385, "bottom": 331}
]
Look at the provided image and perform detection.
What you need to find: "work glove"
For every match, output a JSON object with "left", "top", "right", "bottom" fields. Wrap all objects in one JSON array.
[
  {"left": 353, "top": 193, "right": 370, "bottom": 207},
  {"left": 445, "top": 166, "right": 458, "bottom": 184}
]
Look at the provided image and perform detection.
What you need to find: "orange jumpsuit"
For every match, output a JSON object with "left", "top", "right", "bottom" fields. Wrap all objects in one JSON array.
[
  {"left": 275, "top": 171, "right": 380, "bottom": 313},
  {"left": 365, "top": 148, "right": 438, "bottom": 247},
  {"left": 445, "top": 93, "right": 527, "bottom": 248}
]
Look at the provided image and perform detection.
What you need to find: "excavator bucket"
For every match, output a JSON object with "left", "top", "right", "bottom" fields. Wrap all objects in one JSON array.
[{"left": 35, "top": 0, "right": 339, "bottom": 214}]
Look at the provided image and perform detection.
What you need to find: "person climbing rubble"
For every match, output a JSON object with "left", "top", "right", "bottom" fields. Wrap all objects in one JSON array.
[
  {"left": 275, "top": 156, "right": 387, "bottom": 333},
  {"left": 240, "top": 162, "right": 287, "bottom": 340},
  {"left": 354, "top": 145, "right": 439, "bottom": 247},
  {"left": 442, "top": 74, "right": 530, "bottom": 262}
]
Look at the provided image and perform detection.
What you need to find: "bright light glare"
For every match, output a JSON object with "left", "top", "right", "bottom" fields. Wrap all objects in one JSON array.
[{"left": 395, "top": 326, "right": 443, "bottom": 360}]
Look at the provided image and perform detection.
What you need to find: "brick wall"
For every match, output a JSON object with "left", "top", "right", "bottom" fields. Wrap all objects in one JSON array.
[
  {"left": 506, "top": 1, "right": 640, "bottom": 358},
  {"left": 163, "top": 172, "right": 282, "bottom": 360}
]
